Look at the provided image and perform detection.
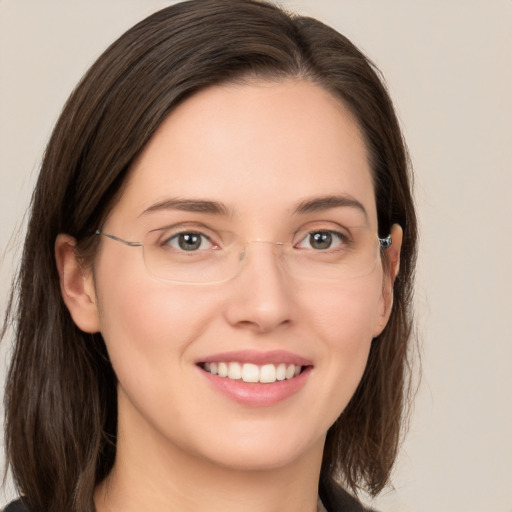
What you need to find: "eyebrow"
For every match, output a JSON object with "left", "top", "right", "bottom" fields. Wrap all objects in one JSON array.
[
  {"left": 139, "top": 194, "right": 367, "bottom": 219},
  {"left": 293, "top": 194, "right": 368, "bottom": 219},
  {"left": 140, "top": 198, "right": 232, "bottom": 217}
]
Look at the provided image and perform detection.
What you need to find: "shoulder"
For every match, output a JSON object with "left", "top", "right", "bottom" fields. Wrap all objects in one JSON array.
[
  {"left": 319, "top": 477, "right": 378, "bottom": 512},
  {"left": 2, "top": 500, "right": 34, "bottom": 512}
]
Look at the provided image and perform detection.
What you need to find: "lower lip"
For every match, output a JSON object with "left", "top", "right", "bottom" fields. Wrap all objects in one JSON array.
[{"left": 198, "top": 366, "right": 312, "bottom": 407}]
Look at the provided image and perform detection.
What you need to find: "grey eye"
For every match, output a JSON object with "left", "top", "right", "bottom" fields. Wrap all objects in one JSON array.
[
  {"left": 167, "top": 232, "right": 212, "bottom": 251},
  {"left": 309, "top": 232, "right": 333, "bottom": 250},
  {"left": 295, "top": 230, "right": 347, "bottom": 251}
]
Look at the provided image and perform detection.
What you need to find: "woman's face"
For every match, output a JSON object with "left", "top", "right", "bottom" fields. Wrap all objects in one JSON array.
[{"left": 84, "top": 80, "right": 395, "bottom": 472}]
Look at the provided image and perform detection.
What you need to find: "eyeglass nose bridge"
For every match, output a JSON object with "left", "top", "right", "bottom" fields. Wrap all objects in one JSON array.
[
  {"left": 233, "top": 240, "right": 293, "bottom": 283},
  {"left": 237, "top": 239, "right": 287, "bottom": 263}
]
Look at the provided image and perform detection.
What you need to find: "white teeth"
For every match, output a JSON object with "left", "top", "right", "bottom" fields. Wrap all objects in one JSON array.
[
  {"left": 260, "top": 364, "right": 276, "bottom": 383},
  {"left": 228, "top": 362, "right": 242, "bottom": 380},
  {"left": 218, "top": 362, "right": 228, "bottom": 377},
  {"left": 276, "top": 363, "right": 286, "bottom": 381},
  {"left": 203, "top": 362, "right": 303, "bottom": 383},
  {"left": 285, "top": 364, "right": 296, "bottom": 380},
  {"left": 241, "top": 363, "right": 259, "bottom": 383}
]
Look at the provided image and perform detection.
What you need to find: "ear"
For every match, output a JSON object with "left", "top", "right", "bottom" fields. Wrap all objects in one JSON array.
[
  {"left": 55, "top": 234, "right": 100, "bottom": 333},
  {"left": 373, "top": 224, "right": 403, "bottom": 337}
]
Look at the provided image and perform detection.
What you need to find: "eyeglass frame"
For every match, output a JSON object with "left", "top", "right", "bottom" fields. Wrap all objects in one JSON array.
[{"left": 95, "top": 229, "right": 393, "bottom": 285}]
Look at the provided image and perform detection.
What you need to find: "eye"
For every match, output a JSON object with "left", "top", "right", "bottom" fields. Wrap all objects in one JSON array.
[
  {"left": 164, "top": 232, "right": 216, "bottom": 251},
  {"left": 295, "top": 230, "right": 347, "bottom": 251}
]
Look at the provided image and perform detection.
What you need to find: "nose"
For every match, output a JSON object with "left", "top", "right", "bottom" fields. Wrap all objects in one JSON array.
[{"left": 223, "top": 241, "right": 293, "bottom": 334}]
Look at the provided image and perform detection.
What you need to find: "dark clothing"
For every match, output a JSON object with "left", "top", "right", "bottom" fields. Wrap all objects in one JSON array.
[
  {"left": 4, "top": 479, "right": 375, "bottom": 512},
  {"left": 319, "top": 477, "right": 376, "bottom": 512},
  {"left": 3, "top": 502, "right": 29, "bottom": 512}
]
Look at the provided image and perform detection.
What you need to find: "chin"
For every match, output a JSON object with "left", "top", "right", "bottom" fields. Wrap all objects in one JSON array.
[{"left": 188, "top": 425, "right": 326, "bottom": 473}]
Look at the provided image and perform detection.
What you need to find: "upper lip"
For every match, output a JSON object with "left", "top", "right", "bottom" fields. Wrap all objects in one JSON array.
[{"left": 197, "top": 350, "right": 313, "bottom": 367}]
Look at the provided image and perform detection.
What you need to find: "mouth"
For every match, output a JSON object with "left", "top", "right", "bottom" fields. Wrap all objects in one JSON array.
[
  {"left": 199, "top": 361, "right": 305, "bottom": 384},
  {"left": 196, "top": 351, "right": 312, "bottom": 406}
]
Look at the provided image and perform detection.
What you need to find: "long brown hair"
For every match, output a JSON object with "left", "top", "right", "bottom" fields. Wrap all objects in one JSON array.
[{"left": 2, "top": 1, "right": 417, "bottom": 510}]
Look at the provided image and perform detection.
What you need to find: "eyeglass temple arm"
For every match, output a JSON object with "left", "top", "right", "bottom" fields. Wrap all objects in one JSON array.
[{"left": 95, "top": 230, "right": 143, "bottom": 247}]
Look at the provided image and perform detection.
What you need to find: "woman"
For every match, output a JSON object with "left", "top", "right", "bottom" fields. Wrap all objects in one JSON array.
[{"left": 2, "top": 1, "right": 417, "bottom": 511}]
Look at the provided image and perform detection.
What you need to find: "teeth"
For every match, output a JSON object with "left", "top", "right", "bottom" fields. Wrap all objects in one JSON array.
[
  {"left": 285, "top": 364, "right": 295, "bottom": 380},
  {"left": 228, "top": 362, "right": 242, "bottom": 380},
  {"left": 203, "top": 362, "right": 303, "bottom": 383},
  {"left": 276, "top": 363, "right": 286, "bottom": 381},
  {"left": 242, "top": 363, "right": 259, "bottom": 383},
  {"left": 218, "top": 362, "right": 228, "bottom": 377},
  {"left": 260, "top": 364, "right": 276, "bottom": 383}
]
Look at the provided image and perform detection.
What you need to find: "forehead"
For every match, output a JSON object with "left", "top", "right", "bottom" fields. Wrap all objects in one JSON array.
[{"left": 111, "top": 79, "right": 377, "bottom": 228}]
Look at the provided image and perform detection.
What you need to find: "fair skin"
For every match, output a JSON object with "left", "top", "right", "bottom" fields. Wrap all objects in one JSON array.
[{"left": 56, "top": 80, "right": 401, "bottom": 512}]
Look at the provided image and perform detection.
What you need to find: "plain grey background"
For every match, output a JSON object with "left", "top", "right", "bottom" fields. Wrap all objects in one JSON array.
[{"left": 1, "top": 1, "right": 511, "bottom": 511}]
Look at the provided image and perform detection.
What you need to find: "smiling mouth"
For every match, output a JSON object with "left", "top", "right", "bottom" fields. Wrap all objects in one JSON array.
[{"left": 200, "top": 362, "right": 306, "bottom": 384}]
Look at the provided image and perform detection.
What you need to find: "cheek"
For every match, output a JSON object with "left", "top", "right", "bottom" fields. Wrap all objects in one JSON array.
[
  {"left": 305, "top": 276, "right": 383, "bottom": 346},
  {"left": 93, "top": 254, "right": 219, "bottom": 386},
  {"left": 300, "top": 277, "right": 383, "bottom": 417}
]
